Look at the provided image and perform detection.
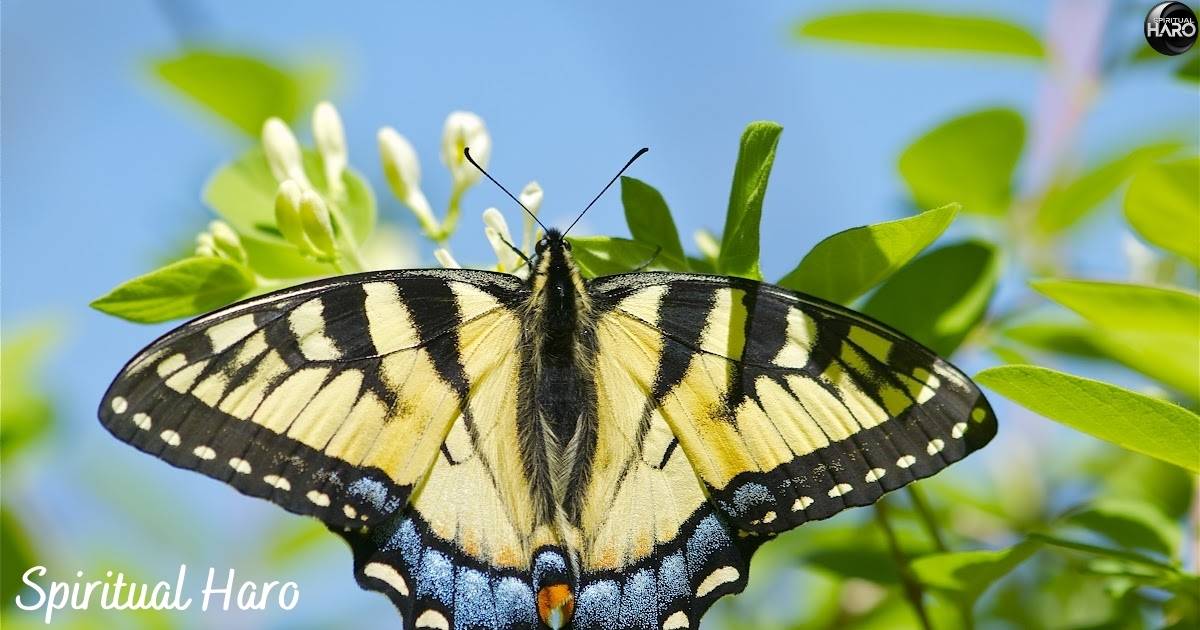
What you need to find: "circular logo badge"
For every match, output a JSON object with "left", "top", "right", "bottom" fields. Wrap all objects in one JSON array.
[{"left": 1145, "top": 2, "right": 1198, "bottom": 55}]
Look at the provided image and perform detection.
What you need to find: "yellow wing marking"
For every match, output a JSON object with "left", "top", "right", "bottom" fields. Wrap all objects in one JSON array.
[
  {"left": 290, "top": 298, "right": 342, "bottom": 361},
  {"left": 580, "top": 297, "right": 710, "bottom": 571},
  {"left": 407, "top": 306, "right": 536, "bottom": 569},
  {"left": 363, "top": 281, "right": 421, "bottom": 354},
  {"left": 609, "top": 293, "right": 930, "bottom": 493}
]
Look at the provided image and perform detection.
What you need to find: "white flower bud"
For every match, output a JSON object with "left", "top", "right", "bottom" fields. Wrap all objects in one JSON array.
[
  {"left": 519, "top": 181, "right": 543, "bottom": 215},
  {"left": 434, "top": 248, "right": 460, "bottom": 269},
  {"left": 208, "top": 220, "right": 247, "bottom": 263},
  {"left": 262, "top": 117, "right": 310, "bottom": 187},
  {"left": 379, "top": 126, "right": 437, "bottom": 235},
  {"left": 299, "top": 189, "right": 337, "bottom": 258},
  {"left": 313, "top": 102, "right": 348, "bottom": 196},
  {"left": 694, "top": 229, "right": 720, "bottom": 260},
  {"left": 441, "top": 111, "right": 490, "bottom": 190},
  {"left": 274, "top": 180, "right": 310, "bottom": 253},
  {"left": 519, "top": 181, "right": 543, "bottom": 252},
  {"left": 483, "top": 208, "right": 520, "bottom": 271},
  {"left": 195, "top": 232, "right": 216, "bottom": 257}
]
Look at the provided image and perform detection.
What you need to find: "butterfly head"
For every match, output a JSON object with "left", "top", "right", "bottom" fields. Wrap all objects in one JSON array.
[
  {"left": 530, "top": 228, "right": 585, "bottom": 300},
  {"left": 534, "top": 229, "right": 571, "bottom": 258}
]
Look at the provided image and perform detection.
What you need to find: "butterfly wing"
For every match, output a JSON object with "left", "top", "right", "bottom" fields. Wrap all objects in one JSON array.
[
  {"left": 570, "top": 271, "right": 997, "bottom": 627},
  {"left": 99, "top": 268, "right": 529, "bottom": 532}
]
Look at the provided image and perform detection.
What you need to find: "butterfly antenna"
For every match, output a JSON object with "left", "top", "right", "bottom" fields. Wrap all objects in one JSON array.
[
  {"left": 463, "top": 147, "right": 548, "bottom": 234},
  {"left": 563, "top": 147, "right": 649, "bottom": 237}
]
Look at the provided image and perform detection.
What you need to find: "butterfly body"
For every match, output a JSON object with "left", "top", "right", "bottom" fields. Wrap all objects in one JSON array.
[{"left": 100, "top": 228, "right": 997, "bottom": 629}]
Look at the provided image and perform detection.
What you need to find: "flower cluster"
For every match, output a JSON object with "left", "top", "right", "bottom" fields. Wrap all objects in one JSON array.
[
  {"left": 377, "top": 110, "right": 542, "bottom": 274},
  {"left": 197, "top": 102, "right": 545, "bottom": 276}
]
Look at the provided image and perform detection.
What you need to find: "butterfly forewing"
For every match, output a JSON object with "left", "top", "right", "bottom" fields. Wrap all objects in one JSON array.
[
  {"left": 99, "top": 269, "right": 529, "bottom": 533},
  {"left": 589, "top": 272, "right": 997, "bottom": 534}
]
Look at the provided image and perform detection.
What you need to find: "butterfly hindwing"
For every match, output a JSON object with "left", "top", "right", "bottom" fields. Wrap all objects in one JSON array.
[
  {"left": 589, "top": 272, "right": 997, "bottom": 536},
  {"left": 99, "top": 269, "right": 529, "bottom": 532}
]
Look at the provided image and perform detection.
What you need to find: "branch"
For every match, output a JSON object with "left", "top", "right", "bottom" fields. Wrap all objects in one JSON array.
[{"left": 875, "top": 499, "right": 934, "bottom": 630}]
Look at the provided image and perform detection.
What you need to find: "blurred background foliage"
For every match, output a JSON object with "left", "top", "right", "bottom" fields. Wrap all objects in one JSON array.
[{"left": 3, "top": 1, "right": 1198, "bottom": 629}]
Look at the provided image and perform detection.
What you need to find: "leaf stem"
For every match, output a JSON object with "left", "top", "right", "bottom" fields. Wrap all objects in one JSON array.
[
  {"left": 907, "top": 485, "right": 948, "bottom": 553},
  {"left": 875, "top": 499, "right": 935, "bottom": 630},
  {"left": 435, "top": 187, "right": 465, "bottom": 245},
  {"left": 1028, "top": 533, "right": 1180, "bottom": 573},
  {"left": 325, "top": 201, "right": 369, "bottom": 271}
]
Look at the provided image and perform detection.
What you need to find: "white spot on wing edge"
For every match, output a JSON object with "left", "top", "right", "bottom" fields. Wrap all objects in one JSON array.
[
  {"left": 110, "top": 397, "right": 128, "bottom": 414},
  {"left": 415, "top": 609, "right": 450, "bottom": 630},
  {"left": 363, "top": 562, "right": 409, "bottom": 596},
  {"left": 159, "top": 430, "right": 181, "bottom": 446},
  {"left": 663, "top": 610, "right": 689, "bottom": 630},
  {"left": 897, "top": 455, "right": 917, "bottom": 468},
  {"left": 229, "top": 458, "right": 252, "bottom": 474},
  {"left": 695, "top": 566, "right": 739, "bottom": 598},
  {"left": 792, "top": 496, "right": 814, "bottom": 511},
  {"left": 865, "top": 468, "right": 886, "bottom": 482},
  {"left": 307, "top": 490, "right": 331, "bottom": 507},
  {"left": 760, "top": 510, "right": 777, "bottom": 524},
  {"left": 131, "top": 413, "right": 152, "bottom": 430},
  {"left": 827, "top": 483, "right": 853, "bottom": 498},
  {"left": 927, "top": 439, "right": 946, "bottom": 455},
  {"left": 263, "top": 475, "right": 291, "bottom": 491},
  {"left": 193, "top": 445, "right": 216, "bottom": 460},
  {"left": 951, "top": 422, "right": 968, "bottom": 438},
  {"left": 343, "top": 504, "right": 357, "bottom": 519}
]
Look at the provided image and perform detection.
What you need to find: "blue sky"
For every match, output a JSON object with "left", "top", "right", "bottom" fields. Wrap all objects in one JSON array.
[{"left": 2, "top": 1, "right": 1196, "bottom": 628}]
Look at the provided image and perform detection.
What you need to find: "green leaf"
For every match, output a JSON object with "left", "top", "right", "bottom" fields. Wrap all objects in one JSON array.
[
  {"left": 899, "top": 108, "right": 1024, "bottom": 216},
  {"left": 911, "top": 539, "right": 1041, "bottom": 606},
  {"left": 975, "top": 365, "right": 1200, "bottom": 473},
  {"left": 1061, "top": 499, "right": 1182, "bottom": 559},
  {"left": 687, "top": 255, "right": 716, "bottom": 274},
  {"left": 264, "top": 520, "right": 339, "bottom": 567},
  {"left": 1124, "top": 156, "right": 1200, "bottom": 266},
  {"left": 567, "top": 236, "right": 681, "bottom": 277},
  {"left": 804, "top": 547, "right": 901, "bottom": 585},
  {"left": 1, "top": 508, "right": 37, "bottom": 612},
  {"left": 203, "top": 148, "right": 375, "bottom": 249},
  {"left": 621, "top": 177, "right": 686, "bottom": 269},
  {"left": 1092, "top": 451, "right": 1195, "bottom": 520},
  {"left": 91, "top": 257, "right": 256, "bottom": 324},
  {"left": 779, "top": 203, "right": 958, "bottom": 304},
  {"left": 1031, "top": 279, "right": 1199, "bottom": 399},
  {"left": 0, "top": 324, "right": 58, "bottom": 459},
  {"left": 795, "top": 11, "right": 1043, "bottom": 58},
  {"left": 1000, "top": 320, "right": 1109, "bottom": 360},
  {"left": 151, "top": 50, "right": 330, "bottom": 136},
  {"left": 240, "top": 233, "right": 333, "bottom": 279},
  {"left": 1177, "top": 52, "right": 1199, "bottom": 83},
  {"left": 862, "top": 241, "right": 999, "bottom": 355},
  {"left": 718, "top": 121, "right": 782, "bottom": 280},
  {"left": 1035, "top": 143, "right": 1181, "bottom": 234}
]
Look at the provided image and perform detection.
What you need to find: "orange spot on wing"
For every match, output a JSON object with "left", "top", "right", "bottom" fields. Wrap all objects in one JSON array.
[{"left": 537, "top": 584, "right": 575, "bottom": 628}]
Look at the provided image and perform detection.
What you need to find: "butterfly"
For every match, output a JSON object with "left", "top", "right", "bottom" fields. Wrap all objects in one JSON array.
[{"left": 100, "top": 147, "right": 997, "bottom": 630}]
